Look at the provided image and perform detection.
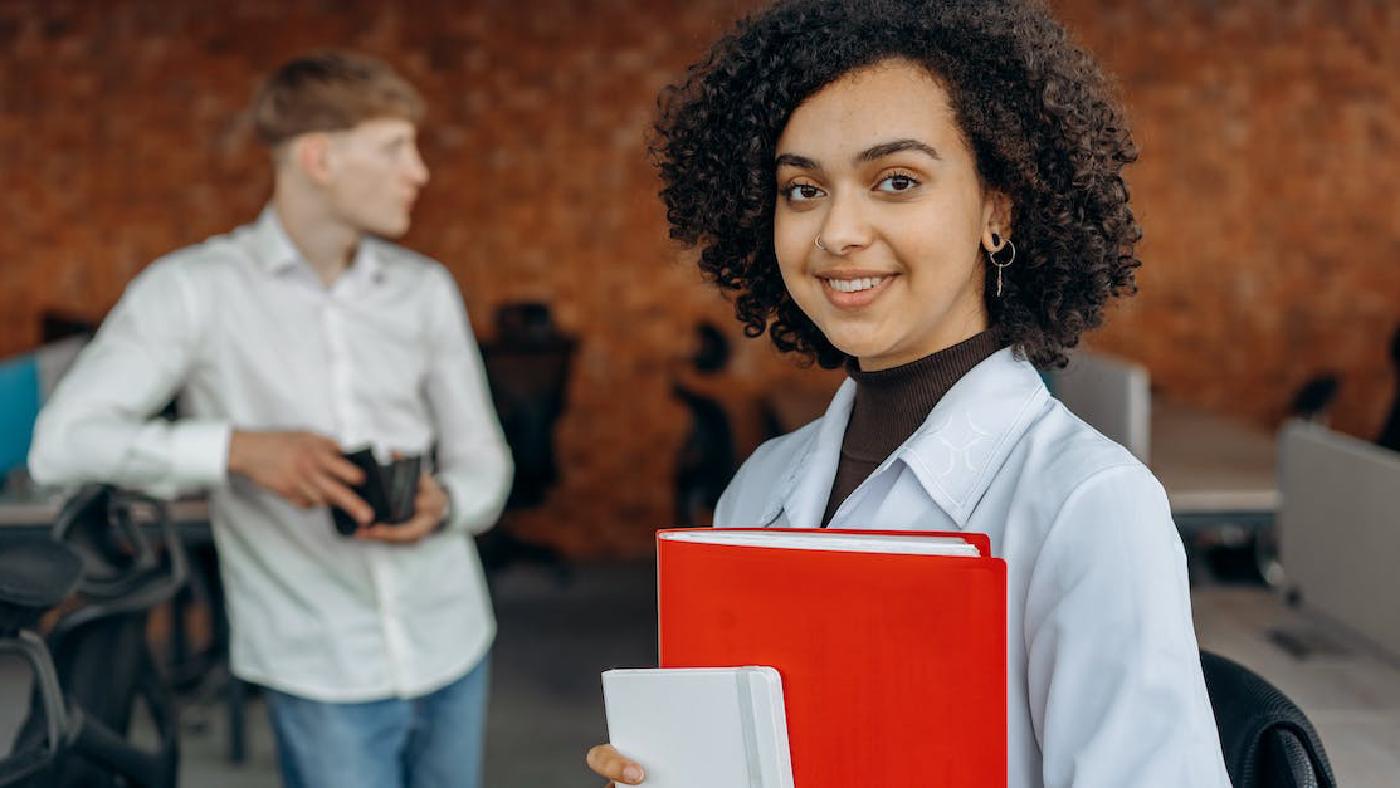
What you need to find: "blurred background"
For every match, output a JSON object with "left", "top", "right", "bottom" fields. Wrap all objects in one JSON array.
[{"left": 0, "top": 0, "right": 1397, "bottom": 786}]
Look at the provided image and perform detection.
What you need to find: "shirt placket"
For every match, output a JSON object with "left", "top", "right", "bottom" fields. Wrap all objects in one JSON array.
[
  {"left": 370, "top": 555, "right": 414, "bottom": 692},
  {"left": 322, "top": 293, "right": 359, "bottom": 445},
  {"left": 325, "top": 275, "right": 413, "bottom": 694}
]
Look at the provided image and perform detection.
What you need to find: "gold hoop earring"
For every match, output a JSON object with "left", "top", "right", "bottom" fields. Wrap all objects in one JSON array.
[{"left": 987, "top": 239, "right": 1016, "bottom": 298}]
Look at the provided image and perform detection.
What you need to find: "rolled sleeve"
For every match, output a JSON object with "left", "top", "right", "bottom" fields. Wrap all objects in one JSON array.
[{"left": 29, "top": 258, "right": 227, "bottom": 497}]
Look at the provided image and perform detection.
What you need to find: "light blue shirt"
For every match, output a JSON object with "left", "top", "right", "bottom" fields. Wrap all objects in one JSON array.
[{"left": 716, "top": 348, "right": 1230, "bottom": 787}]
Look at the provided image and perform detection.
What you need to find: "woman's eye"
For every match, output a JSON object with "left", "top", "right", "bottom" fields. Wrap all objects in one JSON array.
[
  {"left": 784, "top": 183, "right": 824, "bottom": 202},
  {"left": 876, "top": 173, "right": 920, "bottom": 193}
]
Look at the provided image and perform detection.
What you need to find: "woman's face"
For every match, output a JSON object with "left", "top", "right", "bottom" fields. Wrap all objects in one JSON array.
[{"left": 773, "top": 59, "right": 1005, "bottom": 371}]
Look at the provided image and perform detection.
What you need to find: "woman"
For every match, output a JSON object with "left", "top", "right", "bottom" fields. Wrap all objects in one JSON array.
[{"left": 590, "top": 0, "right": 1230, "bottom": 784}]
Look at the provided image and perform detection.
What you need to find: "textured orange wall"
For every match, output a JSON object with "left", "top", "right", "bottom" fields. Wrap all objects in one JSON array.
[
  {"left": 2, "top": 0, "right": 1396, "bottom": 556},
  {"left": 1056, "top": 0, "right": 1400, "bottom": 439}
]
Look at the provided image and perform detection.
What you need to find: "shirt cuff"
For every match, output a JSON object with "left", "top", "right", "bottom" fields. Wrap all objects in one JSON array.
[
  {"left": 434, "top": 472, "right": 509, "bottom": 535},
  {"left": 170, "top": 421, "right": 232, "bottom": 486}
]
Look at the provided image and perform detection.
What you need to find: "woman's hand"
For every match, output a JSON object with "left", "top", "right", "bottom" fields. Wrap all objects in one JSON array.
[{"left": 585, "top": 744, "right": 646, "bottom": 785}]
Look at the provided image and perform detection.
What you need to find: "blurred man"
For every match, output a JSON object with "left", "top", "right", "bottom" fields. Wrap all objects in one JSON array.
[{"left": 29, "top": 51, "right": 511, "bottom": 788}]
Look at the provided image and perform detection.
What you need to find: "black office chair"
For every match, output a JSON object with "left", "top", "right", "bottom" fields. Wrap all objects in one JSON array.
[
  {"left": 476, "top": 302, "right": 576, "bottom": 577},
  {"left": 671, "top": 383, "right": 736, "bottom": 526},
  {"left": 670, "top": 323, "right": 739, "bottom": 526},
  {"left": 1377, "top": 323, "right": 1400, "bottom": 453},
  {"left": 1, "top": 486, "right": 185, "bottom": 788},
  {"left": 0, "top": 538, "right": 81, "bottom": 785},
  {"left": 1200, "top": 650, "right": 1335, "bottom": 787},
  {"left": 1287, "top": 374, "right": 1340, "bottom": 424}
]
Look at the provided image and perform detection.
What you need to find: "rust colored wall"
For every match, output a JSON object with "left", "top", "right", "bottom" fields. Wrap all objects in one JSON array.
[
  {"left": 1057, "top": 0, "right": 1400, "bottom": 438},
  {"left": 2, "top": 0, "right": 1396, "bottom": 556}
]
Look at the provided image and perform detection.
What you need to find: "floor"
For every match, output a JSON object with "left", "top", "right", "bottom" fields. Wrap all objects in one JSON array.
[{"left": 2, "top": 557, "right": 1397, "bottom": 787}]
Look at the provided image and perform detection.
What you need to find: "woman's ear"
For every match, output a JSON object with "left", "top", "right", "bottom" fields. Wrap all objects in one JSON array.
[{"left": 981, "top": 191, "right": 1014, "bottom": 252}]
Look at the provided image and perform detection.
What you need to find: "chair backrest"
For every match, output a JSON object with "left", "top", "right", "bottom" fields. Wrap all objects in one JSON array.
[
  {"left": 1047, "top": 349, "right": 1151, "bottom": 461},
  {"left": 1379, "top": 323, "right": 1400, "bottom": 452},
  {"left": 1200, "top": 650, "right": 1335, "bottom": 787},
  {"left": 1287, "top": 374, "right": 1339, "bottom": 423},
  {"left": 670, "top": 383, "right": 737, "bottom": 526},
  {"left": 479, "top": 325, "right": 578, "bottom": 509},
  {"left": 1278, "top": 420, "right": 1400, "bottom": 658},
  {"left": 0, "top": 337, "right": 88, "bottom": 482},
  {"left": 9, "top": 487, "right": 184, "bottom": 788},
  {"left": 0, "top": 355, "right": 41, "bottom": 480}
]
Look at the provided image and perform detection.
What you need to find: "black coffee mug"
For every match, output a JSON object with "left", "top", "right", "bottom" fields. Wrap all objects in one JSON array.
[{"left": 330, "top": 449, "right": 422, "bottom": 536}]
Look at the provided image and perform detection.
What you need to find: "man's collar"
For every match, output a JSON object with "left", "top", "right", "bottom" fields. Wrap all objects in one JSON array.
[
  {"left": 249, "top": 206, "right": 382, "bottom": 281},
  {"left": 250, "top": 207, "right": 301, "bottom": 274}
]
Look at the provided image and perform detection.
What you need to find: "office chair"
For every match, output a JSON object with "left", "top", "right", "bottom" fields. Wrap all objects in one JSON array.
[
  {"left": 476, "top": 302, "right": 576, "bottom": 576},
  {"left": 1287, "top": 374, "right": 1339, "bottom": 424},
  {"left": 1200, "top": 650, "right": 1335, "bottom": 787},
  {"left": 671, "top": 383, "right": 736, "bottom": 526},
  {"left": 1, "top": 486, "right": 186, "bottom": 788},
  {"left": 1378, "top": 323, "right": 1400, "bottom": 453},
  {"left": 670, "top": 323, "right": 738, "bottom": 525}
]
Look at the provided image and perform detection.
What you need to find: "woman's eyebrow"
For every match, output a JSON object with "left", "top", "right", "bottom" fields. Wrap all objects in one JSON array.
[
  {"left": 774, "top": 153, "right": 819, "bottom": 170},
  {"left": 857, "top": 139, "right": 941, "bottom": 163}
]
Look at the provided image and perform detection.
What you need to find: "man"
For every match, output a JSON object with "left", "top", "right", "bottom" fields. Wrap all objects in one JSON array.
[{"left": 29, "top": 51, "right": 512, "bottom": 788}]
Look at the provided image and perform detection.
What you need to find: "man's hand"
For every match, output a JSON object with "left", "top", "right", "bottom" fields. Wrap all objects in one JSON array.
[
  {"left": 356, "top": 473, "right": 449, "bottom": 545},
  {"left": 227, "top": 430, "right": 372, "bottom": 525}
]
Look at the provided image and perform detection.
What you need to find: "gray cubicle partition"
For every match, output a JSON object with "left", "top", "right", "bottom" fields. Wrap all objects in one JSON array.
[
  {"left": 1048, "top": 350, "right": 1151, "bottom": 462},
  {"left": 1279, "top": 420, "right": 1400, "bottom": 659}
]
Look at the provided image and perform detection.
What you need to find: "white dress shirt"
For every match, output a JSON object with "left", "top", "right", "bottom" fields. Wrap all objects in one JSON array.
[
  {"left": 30, "top": 208, "right": 513, "bottom": 702},
  {"left": 716, "top": 349, "right": 1231, "bottom": 787}
]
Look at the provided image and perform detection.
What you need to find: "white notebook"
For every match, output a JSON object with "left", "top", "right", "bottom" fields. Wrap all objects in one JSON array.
[{"left": 602, "top": 666, "right": 795, "bottom": 788}]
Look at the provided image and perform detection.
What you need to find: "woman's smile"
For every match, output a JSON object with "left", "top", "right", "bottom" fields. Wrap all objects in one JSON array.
[{"left": 818, "top": 271, "right": 897, "bottom": 309}]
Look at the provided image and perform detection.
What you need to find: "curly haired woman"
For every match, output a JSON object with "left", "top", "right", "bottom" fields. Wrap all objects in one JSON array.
[{"left": 589, "top": 1, "right": 1230, "bottom": 784}]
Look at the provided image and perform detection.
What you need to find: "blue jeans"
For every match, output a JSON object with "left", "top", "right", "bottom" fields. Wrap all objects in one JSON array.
[{"left": 265, "top": 656, "right": 490, "bottom": 788}]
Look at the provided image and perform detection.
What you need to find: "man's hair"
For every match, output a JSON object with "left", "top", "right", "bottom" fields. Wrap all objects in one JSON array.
[{"left": 251, "top": 51, "right": 425, "bottom": 148}]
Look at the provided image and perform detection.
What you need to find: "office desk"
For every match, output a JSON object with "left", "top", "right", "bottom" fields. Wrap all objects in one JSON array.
[
  {"left": 0, "top": 486, "right": 211, "bottom": 534},
  {"left": 1148, "top": 400, "right": 1281, "bottom": 587},
  {"left": 1148, "top": 400, "right": 1278, "bottom": 531}
]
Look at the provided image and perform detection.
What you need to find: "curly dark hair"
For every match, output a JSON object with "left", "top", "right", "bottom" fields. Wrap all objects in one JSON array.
[{"left": 652, "top": 0, "right": 1141, "bottom": 368}]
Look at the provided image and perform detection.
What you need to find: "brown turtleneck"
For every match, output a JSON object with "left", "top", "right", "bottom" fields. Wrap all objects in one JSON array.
[{"left": 820, "top": 328, "right": 1004, "bottom": 526}]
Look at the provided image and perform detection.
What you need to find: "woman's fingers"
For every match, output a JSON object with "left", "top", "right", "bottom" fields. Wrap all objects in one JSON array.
[{"left": 585, "top": 744, "right": 645, "bottom": 784}]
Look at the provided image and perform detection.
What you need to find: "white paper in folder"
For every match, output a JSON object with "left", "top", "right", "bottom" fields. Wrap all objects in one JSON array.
[{"left": 602, "top": 666, "right": 795, "bottom": 788}]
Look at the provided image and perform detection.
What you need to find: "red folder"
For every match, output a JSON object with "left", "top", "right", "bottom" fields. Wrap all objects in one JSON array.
[{"left": 657, "top": 528, "right": 1007, "bottom": 788}]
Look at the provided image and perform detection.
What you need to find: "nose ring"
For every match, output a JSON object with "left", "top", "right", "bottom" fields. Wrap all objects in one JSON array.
[{"left": 815, "top": 236, "right": 827, "bottom": 252}]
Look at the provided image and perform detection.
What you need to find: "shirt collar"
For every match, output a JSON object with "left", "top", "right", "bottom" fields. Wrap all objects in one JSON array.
[
  {"left": 249, "top": 206, "right": 384, "bottom": 281},
  {"left": 772, "top": 348, "right": 1050, "bottom": 530}
]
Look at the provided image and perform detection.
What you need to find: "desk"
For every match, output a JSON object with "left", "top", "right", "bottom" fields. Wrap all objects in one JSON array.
[
  {"left": 1148, "top": 400, "right": 1278, "bottom": 529},
  {"left": 1148, "top": 400, "right": 1280, "bottom": 587},
  {"left": 0, "top": 486, "right": 211, "bottom": 533}
]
